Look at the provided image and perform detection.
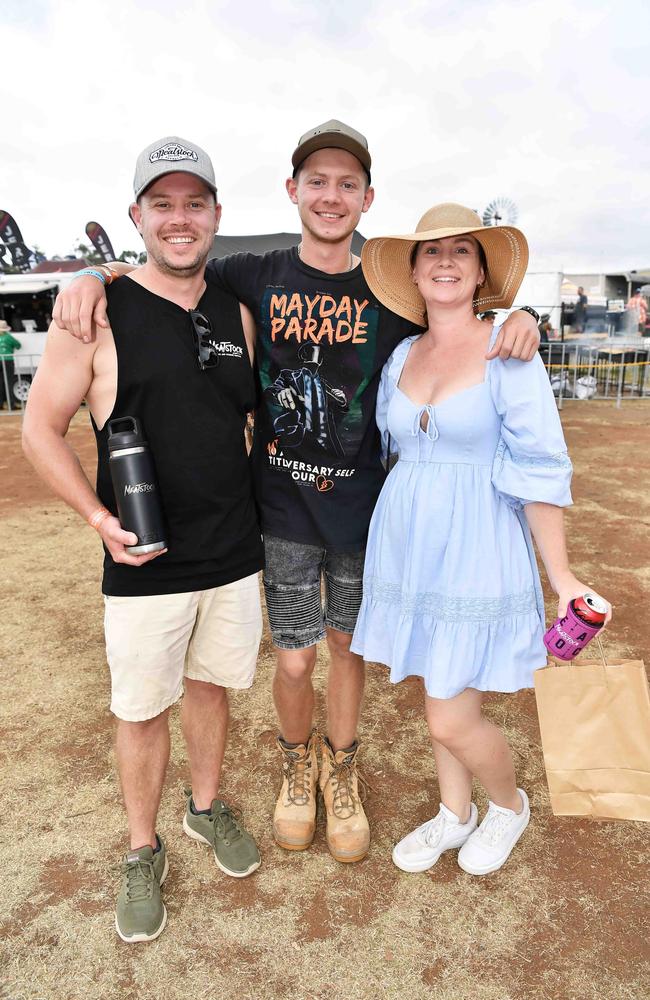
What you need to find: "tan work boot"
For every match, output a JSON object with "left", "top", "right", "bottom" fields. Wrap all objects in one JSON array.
[
  {"left": 273, "top": 733, "right": 318, "bottom": 851},
  {"left": 319, "top": 737, "right": 370, "bottom": 863}
]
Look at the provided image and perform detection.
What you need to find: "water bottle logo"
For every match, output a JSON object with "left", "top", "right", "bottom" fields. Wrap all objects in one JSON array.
[{"left": 124, "top": 482, "right": 155, "bottom": 495}]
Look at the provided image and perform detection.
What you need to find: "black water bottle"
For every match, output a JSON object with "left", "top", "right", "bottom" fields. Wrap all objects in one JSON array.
[{"left": 107, "top": 416, "right": 167, "bottom": 554}]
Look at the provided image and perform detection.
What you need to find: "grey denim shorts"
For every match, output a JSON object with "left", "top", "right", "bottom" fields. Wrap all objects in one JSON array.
[{"left": 263, "top": 532, "right": 365, "bottom": 650}]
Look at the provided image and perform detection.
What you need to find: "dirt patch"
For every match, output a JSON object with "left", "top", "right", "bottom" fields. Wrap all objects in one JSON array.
[{"left": 1, "top": 403, "right": 649, "bottom": 1000}]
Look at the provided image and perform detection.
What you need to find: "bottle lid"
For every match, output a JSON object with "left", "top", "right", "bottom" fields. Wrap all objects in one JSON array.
[{"left": 107, "top": 416, "right": 148, "bottom": 452}]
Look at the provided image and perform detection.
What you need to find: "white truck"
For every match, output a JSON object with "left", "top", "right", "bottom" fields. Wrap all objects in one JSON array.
[{"left": 0, "top": 270, "right": 80, "bottom": 405}]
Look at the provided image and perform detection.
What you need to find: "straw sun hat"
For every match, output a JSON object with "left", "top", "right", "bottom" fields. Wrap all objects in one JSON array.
[{"left": 361, "top": 203, "right": 529, "bottom": 327}]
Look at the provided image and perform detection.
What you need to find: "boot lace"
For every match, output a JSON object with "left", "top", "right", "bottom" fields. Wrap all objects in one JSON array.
[
  {"left": 324, "top": 753, "right": 370, "bottom": 820},
  {"left": 120, "top": 857, "right": 154, "bottom": 902},
  {"left": 281, "top": 746, "right": 314, "bottom": 806}
]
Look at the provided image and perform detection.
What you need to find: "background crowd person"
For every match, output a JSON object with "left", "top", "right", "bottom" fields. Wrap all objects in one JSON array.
[
  {"left": 573, "top": 286, "right": 588, "bottom": 333},
  {"left": 0, "top": 319, "right": 21, "bottom": 410},
  {"left": 626, "top": 289, "right": 647, "bottom": 334}
]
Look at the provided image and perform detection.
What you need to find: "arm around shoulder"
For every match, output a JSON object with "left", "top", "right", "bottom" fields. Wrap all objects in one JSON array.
[
  {"left": 52, "top": 262, "right": 133, "bottom": 344},
  {"left": 207, "top": 252, "right": 260, "bottom": 308},
  {"left": 487, "top": 310, "right": 540, "bottom": 361}
]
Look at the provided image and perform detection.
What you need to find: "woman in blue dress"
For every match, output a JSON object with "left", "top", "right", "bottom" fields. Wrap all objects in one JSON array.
[{"left": 351, "top": 203, "right": 611, "bottom": 876}]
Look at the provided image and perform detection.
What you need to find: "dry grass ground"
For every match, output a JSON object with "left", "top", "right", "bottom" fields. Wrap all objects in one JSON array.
[{"left": 1, "top": 402, "right": 649, "bottom": 1000}]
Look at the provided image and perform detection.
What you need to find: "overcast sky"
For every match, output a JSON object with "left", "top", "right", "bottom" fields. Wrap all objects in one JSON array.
[{"left": 3, "top": 0, "right": 649, "bottom": 273}]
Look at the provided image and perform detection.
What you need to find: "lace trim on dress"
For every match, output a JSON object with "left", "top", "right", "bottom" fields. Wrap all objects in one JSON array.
[
  {"left": 495, "top": 438, "right": 572, "bottom": 469},
  {"left": 364, "top": 579, "right": 539, "bottom": 622}
]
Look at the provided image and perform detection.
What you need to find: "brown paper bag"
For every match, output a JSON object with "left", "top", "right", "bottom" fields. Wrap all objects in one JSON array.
[{"left": 534, "top": 646, "right": 650, "bottom": 821}]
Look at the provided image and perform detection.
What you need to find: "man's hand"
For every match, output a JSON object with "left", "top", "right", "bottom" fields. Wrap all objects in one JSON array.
[
  {"left": 98, "top": 514, "right": 167, "bottom": 567},
  {"left": 277, "top": 387, "right": 299, "bottom": 410},
  {"left": 485, "top": 310, "right": 540, "bottom": 362},
  {"left": 53, "top": 275, "right": 110, "bottom": 344}
]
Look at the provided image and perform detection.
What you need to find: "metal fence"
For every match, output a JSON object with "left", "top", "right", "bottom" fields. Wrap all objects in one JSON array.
[{"left": 540, "top": 338, "right": 650, "bottom": 409}]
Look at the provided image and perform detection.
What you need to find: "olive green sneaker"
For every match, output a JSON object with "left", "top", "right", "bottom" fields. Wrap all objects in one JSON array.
[
  {"left": 115, "top": 837, "right": 168, "bottom": 943},
  {"left": 182, "top": 790, "right": 260, "bottom": 878}
]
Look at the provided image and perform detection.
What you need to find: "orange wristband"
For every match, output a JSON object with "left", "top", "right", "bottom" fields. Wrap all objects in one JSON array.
[
  {"left": 101, "top": 264, "right": 119, "bottom": 285},
  {"left": 88, "top": 506, "right": 111, "bottom": 531}
]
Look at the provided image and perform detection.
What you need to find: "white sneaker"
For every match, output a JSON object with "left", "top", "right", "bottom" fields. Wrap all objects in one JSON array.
[
  {"left": 457, "top": 788, "right": 530, "bottom": 876},
  {"left": 392, "top": 803, "right": 478, "bottom": 873}
]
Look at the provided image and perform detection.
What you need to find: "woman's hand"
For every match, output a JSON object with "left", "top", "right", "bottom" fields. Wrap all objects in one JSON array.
[{"left": 552, "top": 571, "right": 612, "bottom": 625}]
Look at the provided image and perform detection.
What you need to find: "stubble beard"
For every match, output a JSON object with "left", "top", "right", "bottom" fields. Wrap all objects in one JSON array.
[{"left": 146, "top": 242, "right": 209, "bottom": 278}]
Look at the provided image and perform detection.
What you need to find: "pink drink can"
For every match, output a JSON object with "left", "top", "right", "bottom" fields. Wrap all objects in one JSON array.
[{"left": 543, "top": 592, "right": 607, "bottom": 660}]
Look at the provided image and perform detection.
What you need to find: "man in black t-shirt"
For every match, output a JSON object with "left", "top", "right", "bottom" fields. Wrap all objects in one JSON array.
[
  {"left": 51, "top": 119, "right": 541, "bottom": 868},
  {"left": 203, "top": 122, "right": 542, "bottom": 866}
]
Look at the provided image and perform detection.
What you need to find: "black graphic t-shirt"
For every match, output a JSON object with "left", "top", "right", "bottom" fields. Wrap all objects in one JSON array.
[{"left": 206, "top": 248, "right": 418, "bottom": 550}]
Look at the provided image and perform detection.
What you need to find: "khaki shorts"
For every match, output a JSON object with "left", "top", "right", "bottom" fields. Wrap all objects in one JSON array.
[{"left": 104, "top": 573, "right": 262, "bottom": 722}]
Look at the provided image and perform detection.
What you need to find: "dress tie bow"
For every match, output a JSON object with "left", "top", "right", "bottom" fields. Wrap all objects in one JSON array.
[{"left": 410, "top": 404, "right": 439, "bottom": 442}]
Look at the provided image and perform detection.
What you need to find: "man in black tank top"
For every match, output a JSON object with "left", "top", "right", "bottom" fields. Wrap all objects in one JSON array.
[{"left": 22, "top": 137, "right": 264, "bottom": 944}]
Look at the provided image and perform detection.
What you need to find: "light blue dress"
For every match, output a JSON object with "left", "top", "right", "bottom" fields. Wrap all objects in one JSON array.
[{"left": 350, "top": 327, "right": 573, "bottom": 698}]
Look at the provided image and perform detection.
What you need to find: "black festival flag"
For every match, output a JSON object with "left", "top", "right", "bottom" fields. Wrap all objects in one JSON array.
[
  {"left": 0, "top": 210, "right": 33, "bottom": 272},
  {"left": 85, "top": 221, "right": 116, "bottom": 263}
]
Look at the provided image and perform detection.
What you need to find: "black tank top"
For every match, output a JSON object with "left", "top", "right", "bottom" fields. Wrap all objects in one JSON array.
[{"left": 93, "top": 278, "right": 263, "bottom": 596}]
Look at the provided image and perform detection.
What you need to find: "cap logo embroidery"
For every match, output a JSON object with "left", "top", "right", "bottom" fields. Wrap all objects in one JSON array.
[{"left": 149, "top": 143, "right": 198, "bottom": 164}]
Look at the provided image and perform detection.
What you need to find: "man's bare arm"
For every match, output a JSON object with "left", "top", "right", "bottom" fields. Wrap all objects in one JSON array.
[
  {"left": 22, "top": 324, "right": 164, "bottom": 566},
  {"left": 239, "top": 303, "right": 257, "bottom": 364},
  {"left": 52, "top": 262, "right": 134, "bottom": 344},
  {"left": 486, "top": 310, "right": 540, "bottom": 362}
]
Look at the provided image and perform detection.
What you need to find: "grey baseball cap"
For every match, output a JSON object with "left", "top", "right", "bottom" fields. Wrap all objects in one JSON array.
[
  {"left": 133, "top": 136, "right": 217, "bottom": 199},
  {"left": 291, "top": 119, "right": 371, "bottom": 181}
]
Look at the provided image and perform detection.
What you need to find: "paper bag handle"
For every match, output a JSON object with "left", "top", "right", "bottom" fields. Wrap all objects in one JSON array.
[
  {"left": 547, "top": 635, "right": 609, "bottom": 686},
  {"left": 594, "top": 635, "right": 607, "bottom": 669},
  {"left": 575, "top": 635, "right": 609, "bottom": 686}
]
